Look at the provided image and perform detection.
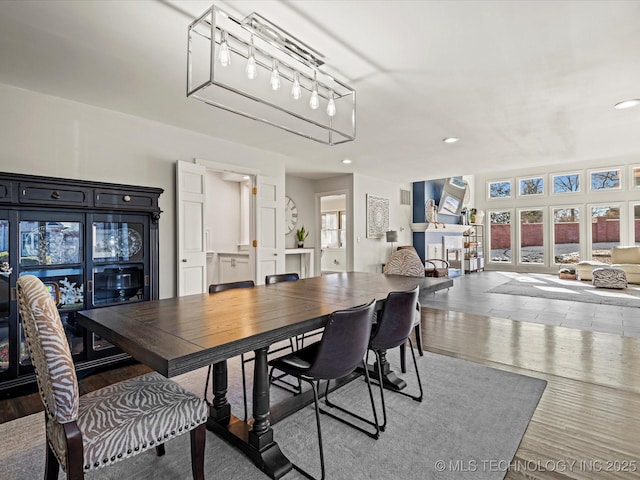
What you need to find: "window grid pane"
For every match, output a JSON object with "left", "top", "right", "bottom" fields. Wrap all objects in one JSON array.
[
  {"left": 519, "top": 210, "right": 544, "bottom": 264},
  {"left": 489, "top": 211, "right": 511, "bottom": 263},
  {"left": 553, "top": 207, "right": 580, "bottom": 264}
]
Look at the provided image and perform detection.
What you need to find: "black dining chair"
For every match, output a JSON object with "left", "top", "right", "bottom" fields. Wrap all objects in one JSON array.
[
  {"left": 268, "top": 299, "right": 379, "bottom": 480},
  {"left": 264, "top": 273, "right": 305, "bottom": 393},
  {"left": 265, "top": 272, "right": 323, "bottom": 350},
  {"left": 265, "top": 272, "right": 300, "bottom": 284},
  {"left": 365, "top": 285, "right": 423, "bottom": 431},
  {"left": 206, "top": 280, "right": 255, "bottom": 421},
  {"left": 382, "top": 248, "right": 425, "bottom": 372}
]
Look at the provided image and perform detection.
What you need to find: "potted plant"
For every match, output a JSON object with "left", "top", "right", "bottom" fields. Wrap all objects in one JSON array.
[{"left": 295, "top": 226, "right": 309, "bottom": 248}]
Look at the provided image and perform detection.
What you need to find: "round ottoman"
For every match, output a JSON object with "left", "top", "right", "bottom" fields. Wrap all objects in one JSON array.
[
  {"left": 576, "top": 260, "right": 607, "bottom": 281},
  {"left": 592, "top": 267, "right": 627, "bottom": 289}
]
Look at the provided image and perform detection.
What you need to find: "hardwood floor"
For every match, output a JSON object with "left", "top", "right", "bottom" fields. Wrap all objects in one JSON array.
[
  {"left": 2, "top": 293, "right": 639, "bottom": 479},
  {"left": 0, "top": 362, "right": 151, "bottom": 423},
  {"left": 421, "top": 307, "right": 640, "bottom": 480}
]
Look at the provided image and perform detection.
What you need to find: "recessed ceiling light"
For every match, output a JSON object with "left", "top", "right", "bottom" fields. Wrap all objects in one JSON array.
[
  {"left": 342, "top": 158, "right": 352, "bottom": 164},
  {"left": 614, "top": 99, "right": 640, "bottom": 109},
  {"left": 443, "top": 137, "right": 459, "bottom": 144}
]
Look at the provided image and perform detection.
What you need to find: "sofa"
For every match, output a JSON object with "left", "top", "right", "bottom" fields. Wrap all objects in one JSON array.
[
  {"left": 576, "top": 246, "right": 640, "bottom": 283},
  {"left": 611, "top": 246, "right": 640, "bottom": 284}
]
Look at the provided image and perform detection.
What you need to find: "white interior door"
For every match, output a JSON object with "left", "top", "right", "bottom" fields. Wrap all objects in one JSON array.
[
  {"left": 255, "top": 175, "right": 284, "bottom": 284},
  {"left": 176, "top": 160, "right": 207, "bottom": 296}
]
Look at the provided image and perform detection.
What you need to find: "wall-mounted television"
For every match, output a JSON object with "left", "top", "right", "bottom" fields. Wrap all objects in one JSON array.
[{"left": 437, "top": 177, "right": 468, "bottom": 216}]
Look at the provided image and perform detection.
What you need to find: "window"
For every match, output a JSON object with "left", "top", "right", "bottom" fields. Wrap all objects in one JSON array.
[
  {"left": 488, "top": 180, "right": 512, "bottom": 199},
  {"left": 633, "top": 203, "right": 640, "bottom": 246},
  {"left": 552, "top": 207, "right": 580, "bottom": 264},
  {"left": 589, "top": 168, "right": 622, "bottom": 191},
  {"left": 552, "top": 172, "right": 580, "bottom": 194},
  {"left": 489, "top": 210, "right": 511, "bottom": 263},
  {"left": 519, "top": 209, "right": 544, "bottom": 264},
  {"left": 630, "top": 165, "right": 640, "bottom": 189},
  {"left": 321, "top": 210, "right": 346, "bottom": 248},
  {"left": 518, "top": 176, "right": 544, "bottom": 196},
  {"left": 589, "top": 205, "right": 621, "bottom": 263}
]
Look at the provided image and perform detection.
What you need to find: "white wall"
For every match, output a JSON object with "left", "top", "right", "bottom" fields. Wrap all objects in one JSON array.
[
  {"left": 285, "top": 175, "right": 316, "bottom": 249},
  {"left": 0, "top": 83, "right": 287, "bottom": 298},
  {"left": 0, "top": 83, "right": 414, "bottom": 291},
  {"left": 353, "top": 174, "right": 413, "bottom": 273}
]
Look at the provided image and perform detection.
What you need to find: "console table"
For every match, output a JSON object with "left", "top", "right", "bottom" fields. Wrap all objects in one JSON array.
[{"left": 284, "top": 247, "right": 314, "bottom": 278}]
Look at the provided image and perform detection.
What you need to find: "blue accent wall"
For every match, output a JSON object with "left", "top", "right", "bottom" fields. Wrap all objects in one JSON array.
[
  {"left": 412, "top": 177, "right": 466, "bottom": 259},
  {"left": 412, "top": 182, "right": 426, "bottom": 259}
]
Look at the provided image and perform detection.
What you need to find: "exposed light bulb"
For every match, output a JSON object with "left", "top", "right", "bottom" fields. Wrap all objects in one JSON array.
[
  {"left": 245, "top": 36, "right": 257, "bottom": 80},
  {"left": 291, "top": 71, "right": 302, "bottom": 100},
  {"left": 614, "top": 99, "right": 640, "bottom": 109},
  {"left": 327, "top": 90, "right": 336, "bottom": 117},
  {"left": 309, "top": 70, "right": 319, "bottom": 110},
  {"left": 270, "top": 59, "right": 281, "bottom": 90},
  {"left": 218, "top": 30, "right": 231, "bottom": 67}
]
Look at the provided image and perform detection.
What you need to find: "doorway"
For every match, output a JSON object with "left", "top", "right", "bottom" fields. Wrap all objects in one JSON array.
[
  {"left": 319, "top": 193, "right": 348, "bottom": 274},
  {"left": 204, "top": 169, "right": 254, "bottom": 286}
]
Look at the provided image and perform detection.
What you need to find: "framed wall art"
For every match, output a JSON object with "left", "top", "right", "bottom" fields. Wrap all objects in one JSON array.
[{"left": 366, "top": 194, "right": 389, "bottom": 238}]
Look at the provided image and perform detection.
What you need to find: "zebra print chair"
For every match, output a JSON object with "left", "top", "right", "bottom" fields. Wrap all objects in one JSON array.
[{"left": 17, "top": 275, "right": 208, "bottom": 480}]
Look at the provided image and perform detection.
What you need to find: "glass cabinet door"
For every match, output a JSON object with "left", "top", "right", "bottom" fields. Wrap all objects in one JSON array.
[
  {"left": 91, "top": 221, "right": 145, "bottom": 307},
  {"left": 0, "top": 217, "right": 10, "bottom": 374},
  {"left": 18, "top": 217, "right": 85, "bottom": 368},
  {"left": 90, "top": 217, "right": 148, "bottom": 353}
]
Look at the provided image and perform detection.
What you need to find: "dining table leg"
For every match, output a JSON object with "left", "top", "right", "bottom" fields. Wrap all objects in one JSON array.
[
  {"left": 207, "top": 348, "right": 292, "bottom": 479},
  {"left": 369, "top": 349, "right": 407, "bottom": 391},
  {"left": 247, "top": 347, "right": 292, "bottom": 478},
  {"left": 207, "top": 360, "right": 231, "bottom": 426}
]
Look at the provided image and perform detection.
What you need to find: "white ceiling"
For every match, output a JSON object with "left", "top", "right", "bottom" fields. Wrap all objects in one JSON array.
[{"left": 0, "top": 0, "right": 639, "bottom": 183}]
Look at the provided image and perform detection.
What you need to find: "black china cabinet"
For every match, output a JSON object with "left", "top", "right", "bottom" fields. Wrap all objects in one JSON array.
[{"left": 0, "top": 172, "right": 162, "bottom": 392}]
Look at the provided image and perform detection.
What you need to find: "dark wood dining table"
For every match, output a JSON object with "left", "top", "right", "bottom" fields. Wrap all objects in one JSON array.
[{"left": 78, "top": 272, "right": 452, "bottom": 479}]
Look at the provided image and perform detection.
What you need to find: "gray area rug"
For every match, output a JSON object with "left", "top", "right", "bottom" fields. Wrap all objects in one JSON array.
[
  {"left": 0, "top": 350, "right": 545, "bottom": 480},
  {"left": 488, "top": 273, "right": 640, "bottom": 308}
]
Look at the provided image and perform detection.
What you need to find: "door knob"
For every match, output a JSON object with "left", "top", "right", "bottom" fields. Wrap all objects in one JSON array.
[{"left": 182, "top": 259, "right": 187, "bottom": 262}]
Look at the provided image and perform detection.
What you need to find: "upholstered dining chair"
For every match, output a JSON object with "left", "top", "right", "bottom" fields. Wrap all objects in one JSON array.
[
  {"left": 268, "top": 300, "right": 379, "bottom": 480},
  {"left": 16, "top": 275, "right": 208, "bottom": 480},
  {"left": 366, "top": 286, "right": 423, "bottom": 431},
  {"left": 206, "top": 280, "right": 255, "bottom": 422},
  {"left": 382, "top": 248, "right": 424, "bottom": 372}
]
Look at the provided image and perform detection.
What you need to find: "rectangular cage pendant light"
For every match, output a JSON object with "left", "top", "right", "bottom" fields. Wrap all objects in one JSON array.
[{"left": 187, "top": 4, "right": 356, "bottom": 145}]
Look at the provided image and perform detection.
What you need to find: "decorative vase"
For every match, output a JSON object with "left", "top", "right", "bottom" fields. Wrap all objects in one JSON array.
[
  {"left": 297, "top": 242, "right": 304, "bottom": 248},
  {"left": 425, "top": 199, "right": 437, "bottom": 223}
]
